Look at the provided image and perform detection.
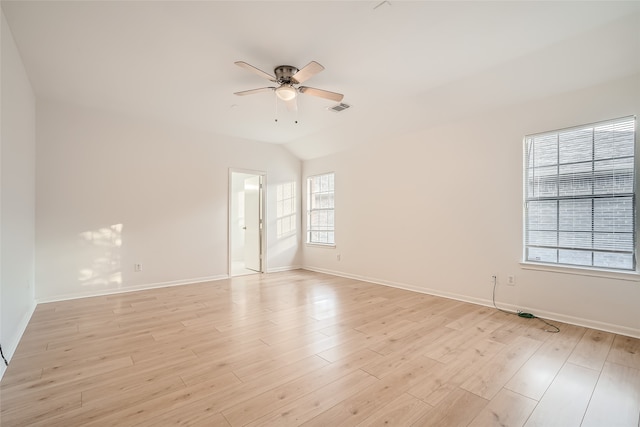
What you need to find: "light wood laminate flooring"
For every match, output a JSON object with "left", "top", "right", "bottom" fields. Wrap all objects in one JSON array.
[{"left": 1, "top": 270, "right": 639, "bottom": 426}]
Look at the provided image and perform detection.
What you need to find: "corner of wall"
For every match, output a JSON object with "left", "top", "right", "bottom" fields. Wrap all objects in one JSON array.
[
  {"left": 0, "top": 7, "right": 38, "bottom": 380},
  {"left": 0, "top": 300, "right": 37, "bottom": 381}
]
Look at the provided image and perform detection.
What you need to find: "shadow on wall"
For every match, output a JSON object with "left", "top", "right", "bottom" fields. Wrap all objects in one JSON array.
[{"left": 77, "top": 224, "right": 123, "bottom": 288}]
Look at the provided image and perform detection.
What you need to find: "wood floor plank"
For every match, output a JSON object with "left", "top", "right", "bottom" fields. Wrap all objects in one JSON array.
[
  {"left": 2, "top": 342, "right": 130, "bottom": 380},
  {"left": 489, "top": 313, "right": 554, "bottom": 345},
  {"left": 80, "top": 371, "right": 187, "bottom": 406},
  {"left": 0, "top": 366, "right": 42, "bottom": 389},
  {"left": 391, "top": 291, "right": 448, "bottom": 310},
  {"left": 44, "top": 328, "right": 156, "bottom": 353},
  {"left": 366, "top": 320, "right": 442, "bottom": 357},
  {"left": 460, "top": 335, "right": 542, "bottom": 400},
  {"left": 220, "top": 349, "right": 382, "bottom": 426},
  {"left": 74, "top": 376, "right": 190, "bottom": 425},
  {"left": 300, "top": 357, "right": 439, "bottom": 426},
  {"left": 444, "top": 305, "right": 496, "bottom": 331},
  {"left": 262, "top": 329, "right": 345, "bottom": 354},
  {"left": 31, "top": 356, "right": 135, "bottom": 393},
  {"left": 0, "top": 391, "right": 82, "bottom": 426},
  {"left": 581, "top": 361, "right": 640, "bottom": 427},
  {"left": 424, "top": 317, "right": 503, "bottom": 363},
  {"left": 144, "top": 354, "right": 332, "bottom": 426},
  {"left": 80, "top": 372, "right": 242, "bottom": 426},
  {"left": 411, "top": 338, "right": 505, "bottom": 406},
  {"left": 523, "top": 362, "right": 600, "bottom": 427},
  {"left": 139, "top": 361, "right": 312, "bottom": 425},
  {"left": 411, "top": 387, "right": 489, "bottom": 427},
  {"left": 362, "top": 325, "right": 452, "bottom": 379},
  {"left": 1, "top": 348, "right": 197, "bottom": 411},
  {"left": 567, "top": 328, "right": 614, "bottom": 371},
  {"left": 607, "top": 334, "right": 640, "bottom": 370},
  {"left": 189, "top": 412, "right": 232, "bottom": 427},
  {"left": 504, "top": 323, "right": 585, "bottom": 400},
  {"left": 467, "top": 388, "right": 537, "bottom": 427},
  {"left": 315, "top": 330, "right": 386, "bottom": 363},
  {"left": 355, "top": 392, "right": 432, "bottom": 426},
  {"left": 2, "top": 270, "right": 639, "bottom": 426},
  {"left": 244, "top": 369, "right": 378, "bottom": 427}
]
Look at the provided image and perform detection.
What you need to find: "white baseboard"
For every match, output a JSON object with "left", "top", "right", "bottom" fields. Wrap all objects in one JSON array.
[
  {"left": 35, "top": 274, "right": 230, "bottom": 304},
  {"left": 0, "top": 300, "right": 37, "bottom": 381},
  {"left": 266, "top": 265, "right": 302, "bottom": 273},
  {"left": 302, "top": 266, "right": 640, "bottom": 340},
  {"left": 36, "top": 265, "right": 304, "bottom": 304}
]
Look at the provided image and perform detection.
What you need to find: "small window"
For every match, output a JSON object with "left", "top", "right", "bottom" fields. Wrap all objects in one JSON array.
[
  {"left": 523, "top": 116, "right": 636, "bottom": 272},
  {"left": 307, "top": 173, "right": 335, "bottom": 245}
]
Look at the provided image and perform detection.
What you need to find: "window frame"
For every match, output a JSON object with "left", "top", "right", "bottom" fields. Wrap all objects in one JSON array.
[
  {"left": 306, "top": 172, "right": 335, "bottom": 246},
  {"left": 522, "top": 116, "right": 638, "bottom": 275}
]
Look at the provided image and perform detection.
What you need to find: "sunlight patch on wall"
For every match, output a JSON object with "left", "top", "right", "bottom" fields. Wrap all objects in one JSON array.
[
  {"left": 78, "top": 224, "right": 123, "bottom": 287},
  {"left": 276, "top": 182, "right": 296, "bottom": 239}
]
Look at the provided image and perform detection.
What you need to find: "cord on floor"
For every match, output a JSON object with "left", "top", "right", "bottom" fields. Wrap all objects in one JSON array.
[
  {"left": 0, "top": 344, "right": 8, "bottom": 366},
  {"left": 492, "top": 276, "right": 560, "bottom": 333}
]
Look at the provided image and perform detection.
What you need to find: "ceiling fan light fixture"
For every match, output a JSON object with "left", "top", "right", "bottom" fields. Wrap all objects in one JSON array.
[{"left": 276, "top": 85, "right": 297, "bottom": 101}]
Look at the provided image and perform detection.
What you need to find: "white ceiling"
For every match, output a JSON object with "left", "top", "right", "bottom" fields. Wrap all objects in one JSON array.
[{"left": 3, "top": 1, "right": 640, "bottom": 159}]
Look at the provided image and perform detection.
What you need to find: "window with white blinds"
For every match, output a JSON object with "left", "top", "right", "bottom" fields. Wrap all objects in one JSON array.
[
  {"left": 307, "top": 173, "right": 335, "bottom": 245},
  {"left": 524, "top": 116, "right": 636, "bottom": 271}
]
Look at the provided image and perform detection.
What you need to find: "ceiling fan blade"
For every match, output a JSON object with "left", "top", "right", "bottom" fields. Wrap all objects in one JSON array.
[
  {"left": 291, "top": 61, "right": 324, "bottom": 84},
  {"left": 234, "top": 87, "right": 275, "bottom": 96},
  {"left": 298, "top": 86, "right": 344, "bottom": 102},
  {"left": 235, "top": 61, "right": 277, "bottom": 82}
]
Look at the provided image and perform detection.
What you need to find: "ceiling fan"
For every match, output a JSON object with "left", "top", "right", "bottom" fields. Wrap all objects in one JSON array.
[{"left": 233, "top": 60, "right": 344, "bottom": 105}]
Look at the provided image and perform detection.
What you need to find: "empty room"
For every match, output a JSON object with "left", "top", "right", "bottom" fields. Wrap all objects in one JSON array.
[{"left": 1, "top": 1, "right": 639, "bottom": 426}]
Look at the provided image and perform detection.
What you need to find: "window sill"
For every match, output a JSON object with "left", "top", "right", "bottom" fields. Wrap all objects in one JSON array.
[
  {"left": 306, "top": 242, "right": 336, "bottom": 249},
  {"left": 520, "top": 261, "right": 640, "bottom": 282}
]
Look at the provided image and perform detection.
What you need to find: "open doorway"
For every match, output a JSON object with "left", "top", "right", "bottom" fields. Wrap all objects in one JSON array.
[{"left": 230, "top": 170, "right": 265, "bottom": 276}]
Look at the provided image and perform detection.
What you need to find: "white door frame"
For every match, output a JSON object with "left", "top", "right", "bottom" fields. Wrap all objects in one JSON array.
[{"left": 228, "top": 168, "right": 266, "bottom": 276}]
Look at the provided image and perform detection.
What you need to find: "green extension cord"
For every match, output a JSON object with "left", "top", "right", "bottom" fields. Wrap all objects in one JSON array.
[
  {"left": 492, "top": 276, "right": 560, "bottom": 333},
  {"left": 517, "top": 312, "right": 536, "bottom": 319}
]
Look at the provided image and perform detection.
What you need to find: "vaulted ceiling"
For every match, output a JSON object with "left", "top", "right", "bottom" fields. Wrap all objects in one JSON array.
[{"left": 3, "top": 1, "right": 639, "bottom": 159}]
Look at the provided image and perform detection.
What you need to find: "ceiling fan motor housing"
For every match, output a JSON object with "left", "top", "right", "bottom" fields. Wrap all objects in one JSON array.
[{"left": 275, "top": 66, "right": 300, "bottom": 84}]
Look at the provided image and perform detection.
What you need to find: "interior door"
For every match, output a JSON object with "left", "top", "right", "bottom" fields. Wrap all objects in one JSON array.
[{"left": 243, "top": 175, "right": 262, "bottom": 272}]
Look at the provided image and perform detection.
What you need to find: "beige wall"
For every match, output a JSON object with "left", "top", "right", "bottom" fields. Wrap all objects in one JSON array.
[
  {"left": 303, "top": 72, "right": 640, "bottom": 338},
  {"left": 35, "top": 100, "right": 301, "bottom": 301},
  {"left": 1, "top": 11, "right": 37, "bottom": 377}
]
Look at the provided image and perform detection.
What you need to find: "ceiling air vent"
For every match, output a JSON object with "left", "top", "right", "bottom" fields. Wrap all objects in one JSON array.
[{"left": 329, "top": 103, "right": 351, "bottom": 113}]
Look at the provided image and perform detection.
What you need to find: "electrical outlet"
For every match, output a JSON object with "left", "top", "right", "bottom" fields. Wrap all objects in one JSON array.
[
  {"left": 336, "top": 254, "right": 341, "bottom": 261},
  {"left": 134, "top": 263, "right": 142, "bottom": 272},
  {"left": 507, "top": 275, "right": 516, "bottom": 286},
  {"left": 490, "top": 274, "right": 498, "bottom": 285}
]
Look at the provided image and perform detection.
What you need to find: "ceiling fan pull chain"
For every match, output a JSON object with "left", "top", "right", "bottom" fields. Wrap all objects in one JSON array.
[{"left": 274, "top": 93, "right": 278, "bottom": 122}]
